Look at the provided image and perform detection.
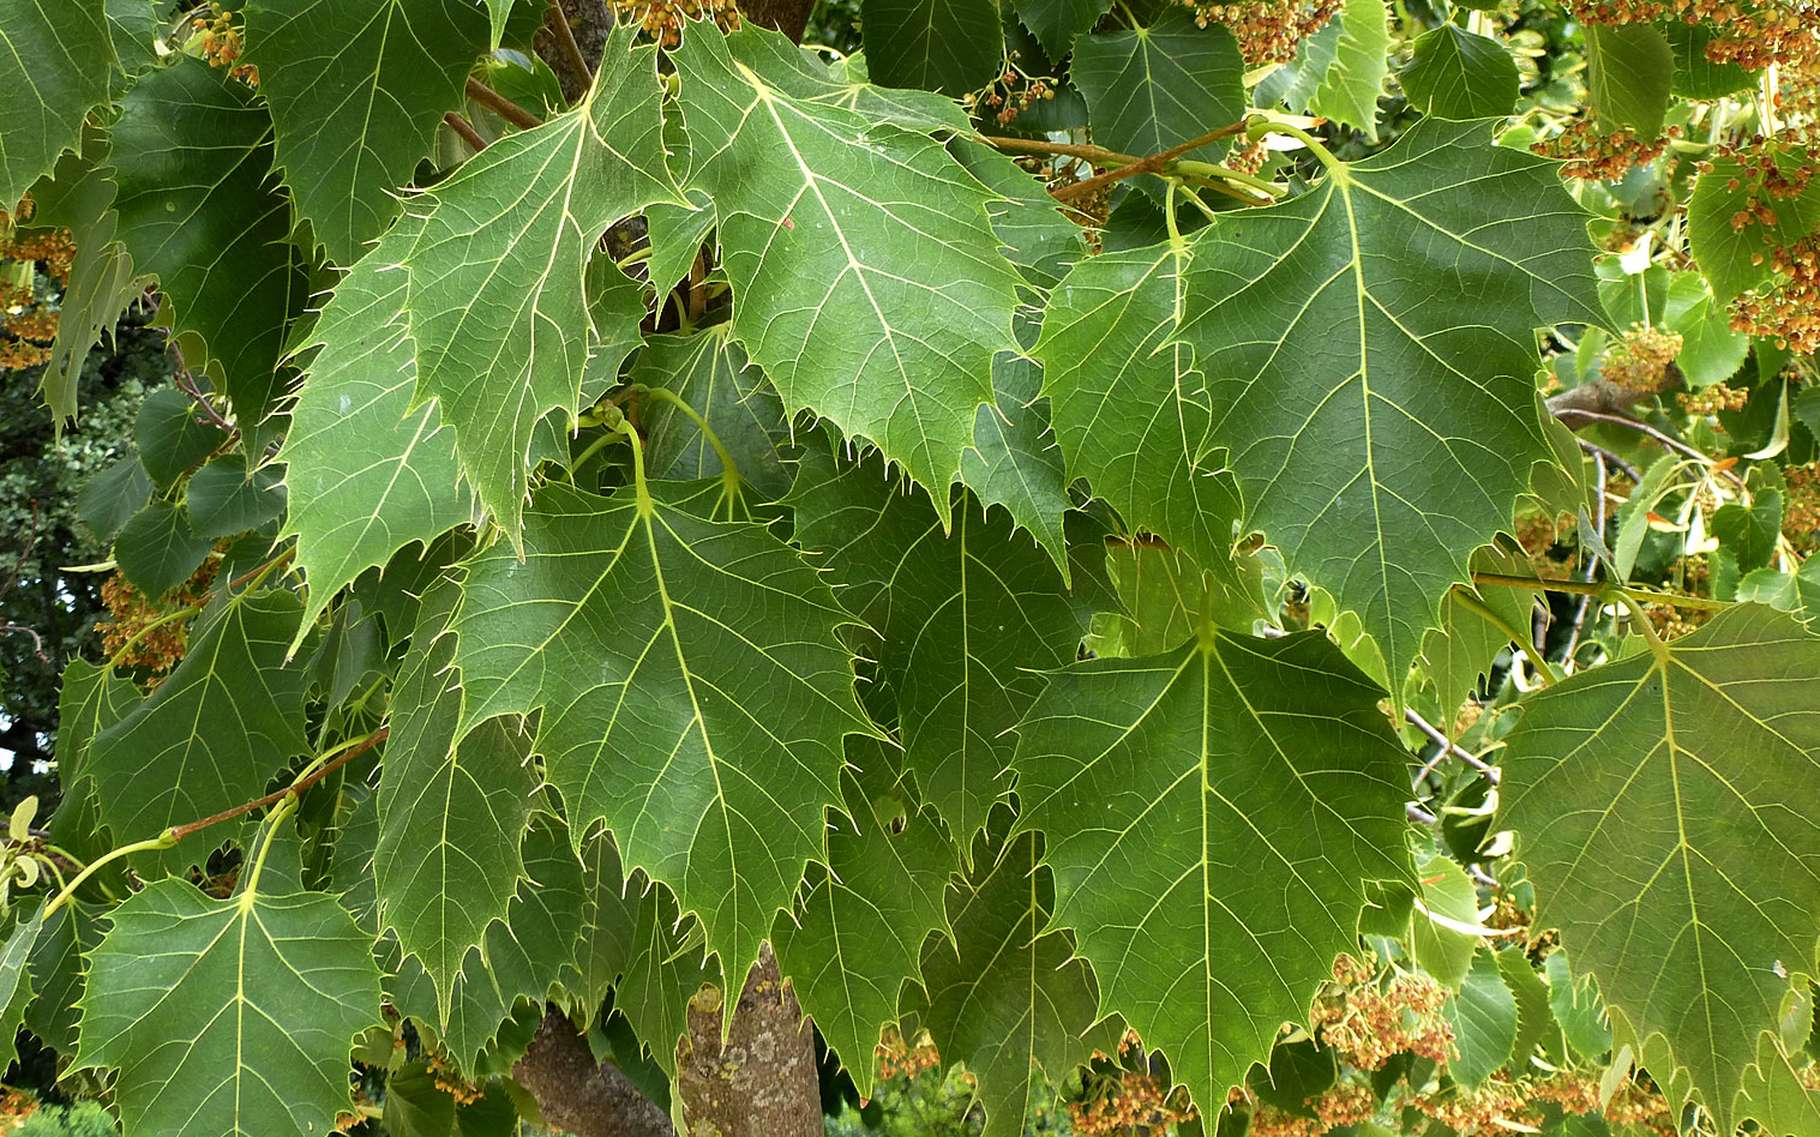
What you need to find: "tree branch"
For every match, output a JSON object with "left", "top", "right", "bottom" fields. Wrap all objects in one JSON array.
[
  {"left": 677, "top": 943, "right": 821, "bottom": 1137},
  {"left": 513, "top": 1011, "right": 676, "bottom": 1137}
]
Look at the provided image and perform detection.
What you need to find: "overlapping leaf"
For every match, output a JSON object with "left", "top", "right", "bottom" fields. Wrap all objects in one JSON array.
[
  {"left": 77, "top": 873, "right": 383, "bottom": 1137},
  {"left": 1175, "top": 117, "right": 1601, "bottom": 681},
  {"left": 1011, "top": 629, "right": 1413, "bottom": 1113},
  {"left": 396, "top": 25, "right": 678, "bottom": 534},
  {"left": 859, "top": 0, "right": 1003, "bottom": 95},
  {"left": 1400, "top": 25, "right": 1520, "bottom": 119},
  {"left": 0, "top": 0, "right": 114, "bottom": 207},
  {"left": 1308, "top": 0, "right": 1389, "bottom": 139},
  {"left": 1072, "top": 11, "right": 1245, "bottom": 167},
  {"left": 110, "top": 58, "right": 310, "bottom": 427},
  {"left": 773, "top": 749, "right": 951, "bottom": 1099},
  {"left": 1011, "top": 0, "right": 1110, "bottom": 58},
  {"left": 790, "top": 447, "right": 1093, "bottom": 851},
  {"left": 243, "top": 0, "right": 488, "bottom": 263},
  {"left": 633, "top": 326, "right": 792, "bottom": 500},
  {"left": 377, "top": 580, "right": 535, "bottom": 1018},
  {"left": 279, "top": 211, "right": 475, "bottom": 644},
  {"left": 914, "top": 824, "right": 1105, "bottom": 1137},
  {"left": 1501, "top": 604, "right": 1820, "bottom": 1132},
  {"left": 88, "top": 590, "right": 310, "bottom": 872},
  {"left": 671, "top": 23, "right": 1022, "bottom": 522},
  {"left": 1034, "top": 234, "right": 1248, "bottom": 584},
  {"left": 445, "top": 480, "right": 872, "bottom": 1000}
]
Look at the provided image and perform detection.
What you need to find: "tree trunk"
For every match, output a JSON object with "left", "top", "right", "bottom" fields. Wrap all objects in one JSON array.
[
  {"left": 740, "top": 0, "right": 817, "bottom": 43},
  {"left": 675, "top": 944, "right": 822, "bottom": 1137},
  {"left": 514, "top": 1012, "right": 677, "bottom": 1137}
]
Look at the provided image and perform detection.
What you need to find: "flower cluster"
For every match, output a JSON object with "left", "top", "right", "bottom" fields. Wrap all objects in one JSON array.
[
  {"left": 0, "top": 193, "right": 78, "bottom": 371},
  {"left": 1676, "top": 383, "right": 1751, "bottom": 414},
  {"left": 1603, "top": 325, "right": 1685, "bottom": 394},
  {"left": 1784, "top": 461, "right": 1820, "bottom": 546},
  {"left": 1177, "top": 0, "right": 1342, "bottom": 64},
  {"left": 1532, "top": 120, "right": 1673, "bottom": 181},
  {"left": 610, "top": 0, "right": 742, "bottom": 47},
  {"left": 1247, "top": 1082, "right": 1377, "bottom": 1137},
  {"left": 97, "top": 563, "right": 217, "bottom": 672},
  {"left": 1069, "top": 1071, "right": 1198, "bottom": 1136},
  {"left": 1730, "top": 233, "right": 1820, "bottom": 353},
  {"left": 1573, "top": 0, "right": 1820, "bottom": 74},
  {"left": 962, "top": 58, "right": 1060, "bottom": 128},
  {"left": 1411, "top": 1077, "right": 1530, "bottom": 1136},
  {"left": 874, "top": 1025, "right": 941, "bottom": 1081},
  {"left": 191, "top": 3, "right": 258, "bottom": 87},
  {"left": 1309, "top": 954, "right": 1453, "bottom": 1070}
]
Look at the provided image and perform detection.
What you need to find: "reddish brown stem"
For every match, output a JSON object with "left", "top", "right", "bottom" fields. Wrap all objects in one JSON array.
[
  {"left": 466, "top": 77, "right": 543, "bottom": 131},
  {"left": 166, "top": 729, "right": 387, "bottom": 843},
  {"left": 444, "top": 111, "right": 488, "bottom": 152}
]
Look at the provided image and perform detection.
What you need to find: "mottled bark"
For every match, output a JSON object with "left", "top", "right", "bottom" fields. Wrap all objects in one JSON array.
[
  {"left": 675, "top": 944, "right": 822, "bottom": 1137},
  {"left": 514, "top": 1011, "right": 677, "bottom": 1137},
  {"left": 535, "top": 0, "right": 615, "bottom": 103},
  {"left": 740, "top": 0, "right": 817, "bottom": 42}
]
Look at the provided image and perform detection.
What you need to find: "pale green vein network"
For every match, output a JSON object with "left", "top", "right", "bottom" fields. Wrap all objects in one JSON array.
[
  {"left": 0, "top": 0, "right": 114, "bottom": 207},
  {"left": 445, "top": 481, "right": 874, "bottom": 1004},
  {"left": 1011, "top": 629, "right": 1413, "bottom": 1114},
  {"left": 1501, "top": 604, "right": 1820, "bottom": 1133}
]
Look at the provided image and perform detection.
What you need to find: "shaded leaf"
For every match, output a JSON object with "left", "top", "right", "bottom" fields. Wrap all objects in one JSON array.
[
  {"left": 1585, "top": 23, "right": 1674, "bottom": 139},
  {"left": 1011, "top": 629, "right": 1413, "bottom": 1113},
  {"left": 633, "top": 326, "right": 792, "bottom": 501},
  {"left": 0, "top": 0, "right": 114, "bottom": 207},
  {"left": 1501, "top": 605, "right": 1820, "bottom": 1132},
  {"left": 1444, "top": 948, "right": 1519, "bottom": 1089},
  {"left": 1400, "top": 24, "right": 1520, "bottom": 119},
  {"left": 114, "top": 501, "right": 210, "bottom": 598},
  {"left": 1072, "top": 11, "right": 1245, "bottom": 171},
  {"left": 860, "top": 0, "right": 1003, "bottom": 95},
  {"left": 187, "top": 454, "right": 284, "bottom": 538}
]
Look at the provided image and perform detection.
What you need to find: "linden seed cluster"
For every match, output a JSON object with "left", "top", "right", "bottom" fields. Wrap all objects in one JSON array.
[
  {"left": 0, "top": 193, "right": 77, "bottom": 371},
  {"left": 609, "top": 0, "right": 742, "bottom": 47},
  {"left": 1247, "top": 1081, "right": 1377, "bottom": 1137},
  {"left": 191, "top": 3, "right": 258, "bottom": 87},
  {"left": 1176, "top": 0, "right": 1342, "bottom": 64},
  {"left": 1783, "top": 461, "right": 1820, "bottom": 545},
  {"left": 1532, "top": 120, "right": 1674, "bottom": 181},
  {"left": 873, "top": 1025, "right": 941, "bottom": 1081},
  {"left": 1730, "top": 233, "right": 1820, "bottom": 352},
  {"left": 97, "top": 562, "right": 217, "bottom": 673},
  {"left": 1069, "top": 1069, "right": 1198, "bottom": 1136},
  {"left": 962, "top": 57, "right": 1060, "bottom": 128},
  {"left": 1676, "top": 383, "right": 1751, "bottom": 414},
  {"left": 1602, "top": 325, "right": 1685, "bottom": 394},
  {"left": 1309, "top": 954, "right": 1452, "bottom": 1071},
  {"left": 1573, "top": 0, "right": 1820, "bottom": 74}
]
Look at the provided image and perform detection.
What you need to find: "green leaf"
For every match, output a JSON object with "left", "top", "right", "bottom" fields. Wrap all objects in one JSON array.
[
  {"left": 378, "top": 581, "right": 536, "bottom": 1020},
  {"left": 76, "top": 877, "right": 383, "bottom": 1137},
  {"left": 1012, "top": 0, "right": 1110, "bottom": 59},
  {"left": 1664, "top": 21, "right": 1757, "bottom": 99},
  {"left": 0, "top": 911, "right": 42, "bottom": 1069},
  {"left": 79, "top": 455, "right": 152, "bottom": 545},
  {"left": 114, "top": 501, "right": 211, "bottom": 598},
  {"left": 773, "top": 751, "right": 951, "bottom": 1100},
  {"left": 1585, "top": 23, "right": 1674, "bottom": 139},
  {"left": 397, "top": 25, "right": 677, "bottom": 535},
  {"left": 1088, "top": 539, "right": 1266, "bottom": 656},
  {"left": 110, "top": 58, "right": 311, "bottom": 427},
  {"left": 1308, "top": 0, "right": 1389, "bottom": 140},
  {"left": 483, "top": 0, "right": 515, "bottom": 46},
  {"left": 1501, "top": 605, "right": 1820, "bottom": 1133},
  {"left": 1712, "top": 489, "right": 1781, "bottom": 573},
  {"left": 859, "top": 0, "right": 1003, "bottom": 95},
  {"left": 1544, "top": 951, "right": 1612, "bottom": 1061},
  {"left": 0, "top": 0, "right": 114, "bottom": 207},
  {"left": 1411, "top": 854, "right": 1479, "bottom": 989},
  {"left": 1400, "top": 24, "right": 1520, "bottom": 119},
  {"left": 1689, "top": 152, "right": 1820, "bottom": 303},
  {"left": 1662, "top": 270, "right": 1748, "bottom": 388},
  {"left": 188, "top": 455, "right": 284, "bottom": 538},
  {"left": 1255, "top": 19, "right": 1342, "bottom": 113},
  {"left": 1010, "top": 629, "right": 1413, "bottom": 1114},
  {"left": 392, "top": 817, "right": 586, "bottom": 1071},
  {"left": 789, "top": 447, "right": 1091, "bottom": 852},
  {"left": 915, "top": 825, "right": 1104, "bottom": 1137},
  {"left": 1416, "top": 546, "right": 1541, "bottom": 723},
  {"left": 279, "top": 211, "right": 475, "bottom": 644},
  {"left": 615, "top": 877, "right": 715, "bottom": 1078},
  {"left": 633, "top": 326, "right": 792, "bottom": 501},
  {"left": 49, "top": 660, "right": 140, "bottom": 867},
  {"left": 1072, "top": 11, "right": 1245, "bottom": 169},
  {"left": 89, "top": 591, "right": 310, "bottom": 871},
  {"left": 27, "top": 136, "right": 145, "bottom": 427},
  {"left": 243, "top": 0, "right": 487, "bottom": 263},
  {"left": 1034, "top": 236, "right": 1248, "bottom": 585},
  {"left": 672, "top": 23, "right": 1022, "bottom": 521},
  {"left": 1444, "top": 948, "right": 1519, "bottom": 1089},
  {"left": 445, "top": 481, "right": 872, "bottom": 1000},
  {"left": 563, "top": 832, "right": 640, "bottom": 1015},
  {"left": 1496, "top": 943, "right": 1560, "bottom": 1072},
  {"left": 136, "top": 387, "right": 220, "bottom": 488},
  {"left": 383, "top": 1062, "right": 517, "bottom": 1137},
  {"left": 25, "top": 901, "right": 100, "bottom": 1055},
  {"left": 1178, "top": 117, "right": 1601, "bottom": 682}
]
